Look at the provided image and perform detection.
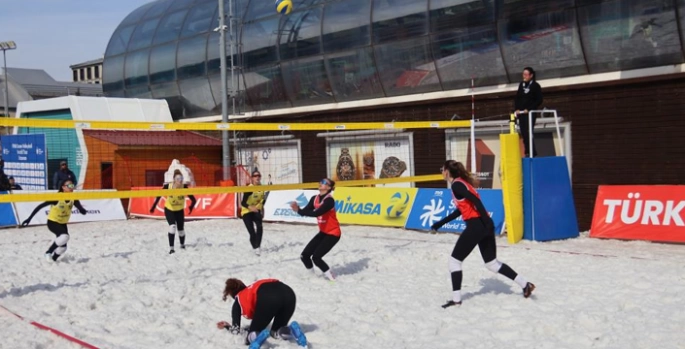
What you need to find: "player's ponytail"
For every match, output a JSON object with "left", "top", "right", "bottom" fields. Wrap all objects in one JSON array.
[
  {"left": 443, "top": 160, "right": 478, "bottom": 187},
  {"left": 222, "top": 278, "right": 247, "bottom": 301}
]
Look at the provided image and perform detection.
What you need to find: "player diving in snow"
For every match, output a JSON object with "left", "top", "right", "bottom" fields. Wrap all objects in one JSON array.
[
  {"left": 217, "top": 278, "right": 307, "bottom": 348},
  {"left": 432, "top": 160, "right": 535, "bottom": 308}
]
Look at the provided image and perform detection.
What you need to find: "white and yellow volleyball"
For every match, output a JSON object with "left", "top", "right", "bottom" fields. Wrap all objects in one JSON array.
[{"left": 275, "top": 0, "right": 293, "bottom": 15}]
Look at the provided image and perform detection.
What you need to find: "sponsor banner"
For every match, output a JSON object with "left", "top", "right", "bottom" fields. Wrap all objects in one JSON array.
[
  {"left": 333, "top": 187, "right": 418, "bottom": 227},
  {"left": 0, "top": 192, "right": 18, "bottom": 227},
  {"left": 1, "top": 134, "right": 48, "bottom": 190},
  {"left": 328, "top": 134, "right": 414, "bottom": 188},
  {"left": 590, "top": 185, "right": 685, "bottom": 243},
  {"left": 262, "top": 190, "right": 320, "bottom": 224},
  {"left": 14, "top": 190, "right": 127, "bottom": 226},
  {"left": 405, "top": 188, "right": 505, "bottom": 234},
  {"left": 128, "top": 187, "right": 236, "bottom": 219}
]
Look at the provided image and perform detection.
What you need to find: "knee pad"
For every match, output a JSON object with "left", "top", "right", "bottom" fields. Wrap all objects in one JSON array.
[
  {"left": 178, "top": 230, "right": 185, "bottom": 237},
  {"left": 448, "top": 256, "right": 462, "bottom": 272},
  {"left": 55, "top": 245, "right": 67, "bottom": 256},
  {"left": 485, "top": 259, "right": 502, "bottom": 273},
  {"left": 55, "top": 234, "right": 70, "bottom": 246},
  {"left": 247, "top": 331, "right": 258, "bottom": 343},
  {"left": 169, "top": 224, "right": 177, "bottom": 235}
]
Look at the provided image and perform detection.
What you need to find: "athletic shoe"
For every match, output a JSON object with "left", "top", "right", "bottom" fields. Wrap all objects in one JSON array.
[
  {"left": 254, "top": 248, "right": 261, "bottom": 256},
  {"left": 180, "top": 245, "right": 186, "bottom": 250},
  {"left": 270, "top": 326, "right": 292, "bottom": 340},
  {"left": 523, "top": 282, "right": 535, "bottom": 298},
  {"left": 44, "top": 253, "right": 53, "bottom": 262},
  {"left": 169, "top": 249, "right": 175, "bottom": 255},
  {"left": 248, "top": 329, "right": 270, "bottom": 349},
  {"left": 289, "top": 321, "right": 307, "bottom": 347},
  {"left": 441, "top": 300, "right": 462, "bottom": 309}
]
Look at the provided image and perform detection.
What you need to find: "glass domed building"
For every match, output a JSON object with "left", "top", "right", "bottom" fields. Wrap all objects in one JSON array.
[{"left": 104, "top": 0, "right": 685, "bottom": 120}]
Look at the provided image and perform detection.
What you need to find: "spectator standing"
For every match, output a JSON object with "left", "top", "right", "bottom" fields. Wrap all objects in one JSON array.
[{"left": 53, "top": 161, "right": 77, "bottom": 190}]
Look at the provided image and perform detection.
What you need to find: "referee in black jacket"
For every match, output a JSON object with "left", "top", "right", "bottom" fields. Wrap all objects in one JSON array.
[{"left": 514, "top": 67, "right": 543, "bottom": 157}]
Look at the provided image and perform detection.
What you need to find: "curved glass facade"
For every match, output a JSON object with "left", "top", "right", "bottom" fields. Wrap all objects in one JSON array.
[{"left": 104, "top": 0, "right": 685, "bottom": 119}]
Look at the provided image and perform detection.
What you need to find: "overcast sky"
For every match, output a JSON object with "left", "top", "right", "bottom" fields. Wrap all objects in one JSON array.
[{"left": 2, "top": 0, "right": 155, "bottom": 81}]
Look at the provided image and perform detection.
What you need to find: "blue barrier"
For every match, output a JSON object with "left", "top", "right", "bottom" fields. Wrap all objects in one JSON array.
[
  {"left": 0, "top": 191, "right": 18, "bottom": 227},
  {"left": 405, "top": 188, "right": 505, "bottom": 234},
  {"left": 523, "top": 157, "right": 579, "bottom": 241}
]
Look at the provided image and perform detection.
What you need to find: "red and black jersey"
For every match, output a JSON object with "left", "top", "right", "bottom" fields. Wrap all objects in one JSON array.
[
  {"left": 235, "top": 278, "right": 278, "bottom": 319},
  {"left": 451, "top": 178, "right": 481, "bottom": 220},
  {"left": 314, "top": 193, "right": 341, "bottom": 237}
]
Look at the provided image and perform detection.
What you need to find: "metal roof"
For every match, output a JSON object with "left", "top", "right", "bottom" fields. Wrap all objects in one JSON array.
[
  {"left": 82, "top": 130, "right": 222, "bottom": 147},
  {"left": 69, "top": 58, "right": 104, "bottom": 69}
]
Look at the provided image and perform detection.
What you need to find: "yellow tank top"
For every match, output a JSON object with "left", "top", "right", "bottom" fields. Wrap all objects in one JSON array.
[
  {"left": 241, "top": 184, "right": 265, "bottom": 216},
  {"left": 48, "top": 200, "right": 74, "bottom": 224},
  {"left": 164, "top": 184, "right": 186, "bottom": 211}
]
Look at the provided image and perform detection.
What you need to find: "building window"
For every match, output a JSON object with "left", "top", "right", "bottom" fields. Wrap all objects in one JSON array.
[
  {"left": 94, "top": 66, "right": 100, "bottom": 79},
  {"left": 80, "top": 69, "right": 85, "bottom": 80},
  {"left": 87, "top": 67, "right": 93, "bottom": 80},
  {"left": 73, "top": 70, "right": 78, "bottom": 82}
]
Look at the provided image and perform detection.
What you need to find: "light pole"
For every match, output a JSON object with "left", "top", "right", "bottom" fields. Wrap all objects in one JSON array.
[
  {"left": 216, "top": 1, "right": 231, "bottom": 181},
  {"left": 0, "top": 41, "right": 17, "bottom": 119}
]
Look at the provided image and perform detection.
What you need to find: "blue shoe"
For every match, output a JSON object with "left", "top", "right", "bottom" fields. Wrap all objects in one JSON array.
[
  {"left": 289, "top": 321, "right": 307, "bottom": 347},
  {"left": 248, "top": 329, "right": 270, "bottom": 349}
]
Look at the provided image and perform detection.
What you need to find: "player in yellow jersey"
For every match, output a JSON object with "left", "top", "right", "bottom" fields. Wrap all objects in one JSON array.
[
  {"left": 241, "top": 170, "right": 267, "bottom": 255},
  {"left": 21, "top": 179, "right": 87, "bottom": 262},
  {"left": 150, "top": 170, "right": 197, "bottom": 254}
]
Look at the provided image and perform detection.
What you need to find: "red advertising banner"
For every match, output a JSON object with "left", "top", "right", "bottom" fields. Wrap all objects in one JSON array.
[
  {"left": 590, "top": 185, "right": 685, "bottom": 243},
  {"left": 128, "top": 187, "right": 237, "bottom": 219}
]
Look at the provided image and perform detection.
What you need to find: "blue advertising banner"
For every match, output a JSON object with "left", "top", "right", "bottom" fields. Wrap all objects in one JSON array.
[
  {"left": 404, "top": 188, "right": 505, "bottom": 234},
  {"left": 1, "top": 134, "right": 48, "bottom": 190},
  {"left": 0, "top": 192, "right": 18, "bottom": 227}
]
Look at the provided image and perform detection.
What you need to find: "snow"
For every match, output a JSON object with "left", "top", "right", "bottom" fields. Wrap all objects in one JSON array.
[{"left": 1, "top": 219, "right": 684, "bottom": 349}]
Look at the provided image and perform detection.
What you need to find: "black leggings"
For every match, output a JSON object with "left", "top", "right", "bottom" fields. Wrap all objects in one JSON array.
[
  {"left": 450, "top": 218, "right": 518, "bottom": 293},
  {"left": 519, "top": 113, "right": 537, "bottom": 157},
  {"left": 451, "top": 218, "right": 496, "bottom": 263},
  {"left": 301, "top": 232, "right": 340, "bottom": 272},
  {"left": 242, "top": 212, "right": 263, "bottom": 249},
  {"left": 250, "top": 282, "right": 296, "bottom": 333},
  {"left": 164, "top": 207, "right": 185, "bottom": 230},
  {"left": 47, "top": 220, "right": 68, "bottom": 237}
]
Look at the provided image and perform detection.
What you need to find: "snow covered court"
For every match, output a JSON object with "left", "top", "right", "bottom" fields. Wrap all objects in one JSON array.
[{"left": 1, "top": 218, "right": 684, "bottom": 349}]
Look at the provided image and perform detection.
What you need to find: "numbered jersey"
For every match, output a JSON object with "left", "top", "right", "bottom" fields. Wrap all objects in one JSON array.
[
  {"left": 47, "top": 200, "right": 74, "bottom": 224},
  {"left": 241, "top": 184, "right": 265, "bottom": 216},
  {"left": 165, "top": 184, "right": 186, "bottom": 211}
]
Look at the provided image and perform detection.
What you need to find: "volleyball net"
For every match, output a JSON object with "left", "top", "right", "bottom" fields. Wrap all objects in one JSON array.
[{"left": 0, "top": 117, "right": 474, "bottom": 203}]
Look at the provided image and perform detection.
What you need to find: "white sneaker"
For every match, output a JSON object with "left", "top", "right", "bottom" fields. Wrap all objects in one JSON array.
[
  {"left": 254, "top": 248, "right": 261, "bottom": 256},
  {"left": 44, "top": 253, "right": 53, "bottom": 262}
]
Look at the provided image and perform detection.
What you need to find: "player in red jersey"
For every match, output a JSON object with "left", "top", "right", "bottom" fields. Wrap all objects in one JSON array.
[
  {"left": 290, "top": 178, "right": 340, "bottom": 281},
  {"left": 217, "top": 278, "right": 299, "bottom": 345},
  {"left": 431, "top": 160, "right": 535, "bottom": 308}
]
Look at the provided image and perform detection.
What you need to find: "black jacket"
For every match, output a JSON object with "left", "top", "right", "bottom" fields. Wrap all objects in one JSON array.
[
  {"left": 53, "top": 169, "right": 77, "bottom": 189},
  {"left": 514, "top": 80, "right": 543, "bottom": 112}
]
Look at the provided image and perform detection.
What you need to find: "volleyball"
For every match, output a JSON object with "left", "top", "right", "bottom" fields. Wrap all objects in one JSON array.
[
  {"left": 275, "top": 0, "right": 293, "bottom": 15},
  {"left": 386, "top": 192, "right": 410, "bottom": 218}
]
